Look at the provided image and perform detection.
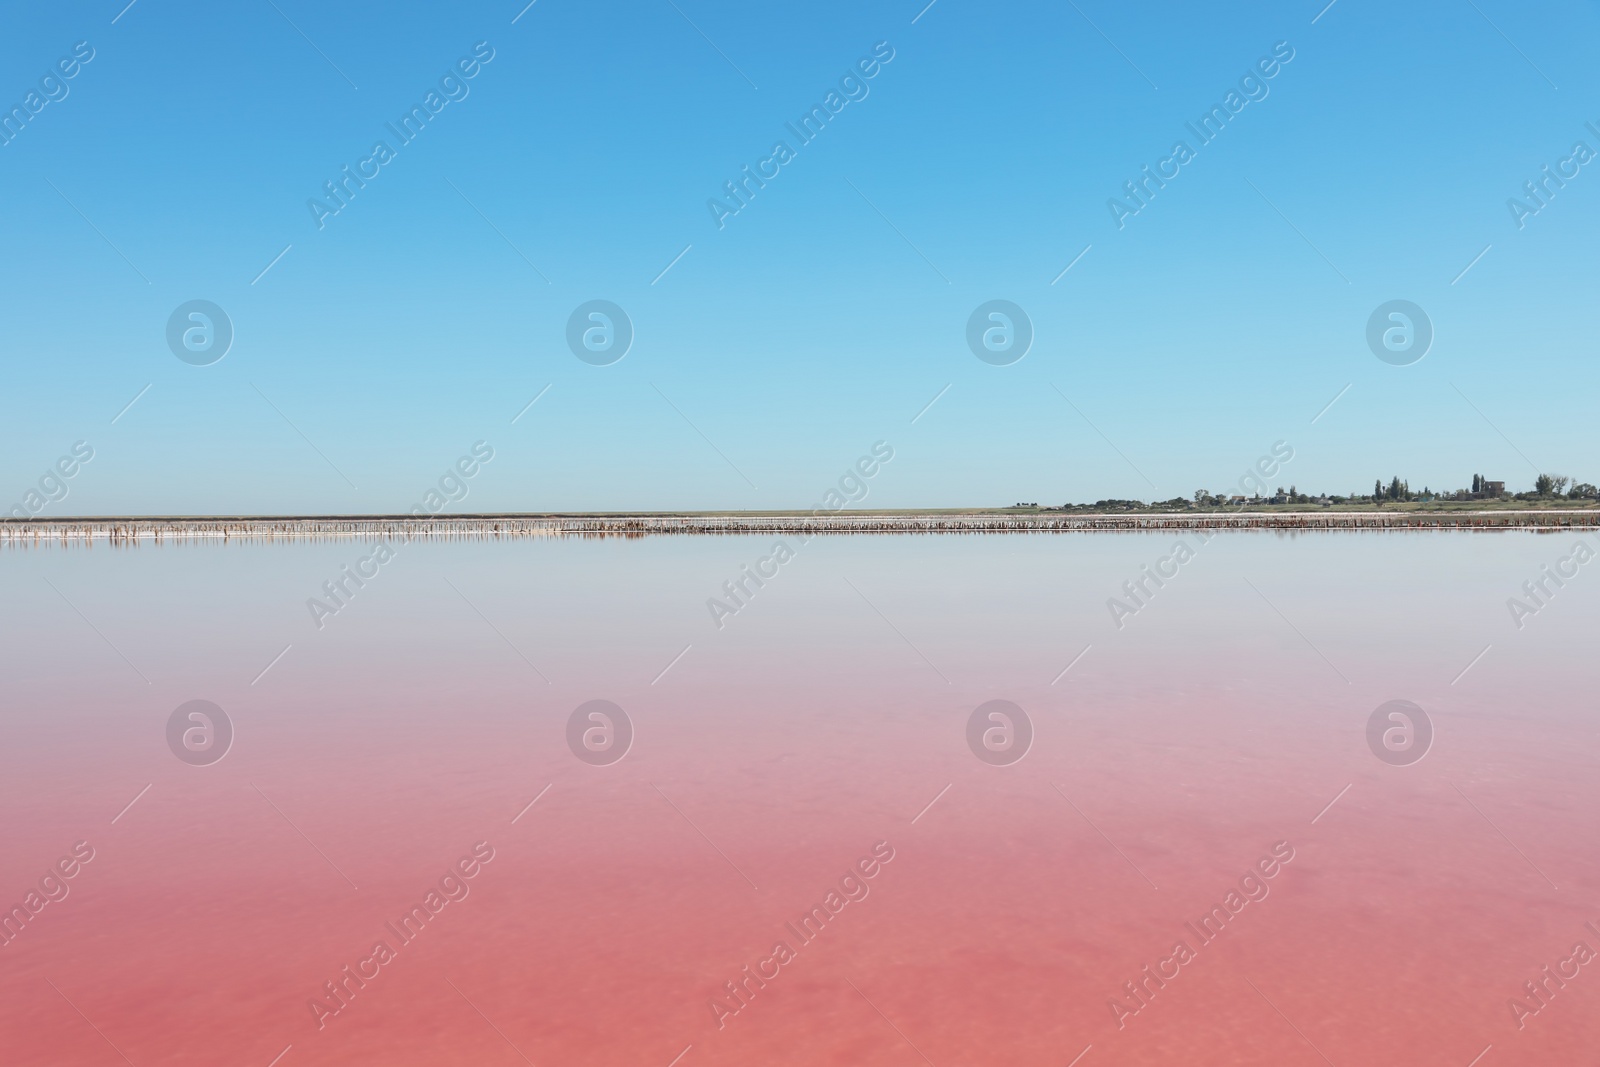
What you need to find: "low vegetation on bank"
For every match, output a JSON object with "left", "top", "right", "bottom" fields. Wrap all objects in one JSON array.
[{"left": 1011, "top": 473, "right": 1599, "bottom": 513}]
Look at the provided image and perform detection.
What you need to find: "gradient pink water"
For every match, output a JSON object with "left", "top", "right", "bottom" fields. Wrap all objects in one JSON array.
[{"left": 3, "top": 531, "right": 1598, "bottom": 1065}]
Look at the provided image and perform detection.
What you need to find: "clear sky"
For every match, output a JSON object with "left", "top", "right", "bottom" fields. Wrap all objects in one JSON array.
[{"left": 2, "top": 0, "right": 1596, "bottom": 515}]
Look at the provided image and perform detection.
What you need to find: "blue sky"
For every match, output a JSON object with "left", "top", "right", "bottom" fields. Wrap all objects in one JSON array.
[{"left": 2, "top": 0, "right": 1596, "bottom": 514}]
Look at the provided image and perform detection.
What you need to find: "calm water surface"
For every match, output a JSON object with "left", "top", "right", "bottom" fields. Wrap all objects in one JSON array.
[{"left": 2, "top": 531, "right": 1597, "bottom": 1066}]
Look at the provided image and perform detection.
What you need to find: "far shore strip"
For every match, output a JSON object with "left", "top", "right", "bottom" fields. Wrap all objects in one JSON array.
[{"left": 3, "top": 509, "right": 1598, "bottom": 545}]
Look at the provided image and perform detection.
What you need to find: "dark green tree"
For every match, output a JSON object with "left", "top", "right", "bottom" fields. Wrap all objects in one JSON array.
[{"left": 1535, "top": 473, "right": 1555, "bottom": 495}]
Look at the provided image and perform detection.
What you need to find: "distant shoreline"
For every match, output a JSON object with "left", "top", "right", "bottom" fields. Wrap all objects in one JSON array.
[{"left": 3, "top": 508, "right": 1597, "bottom": 545}]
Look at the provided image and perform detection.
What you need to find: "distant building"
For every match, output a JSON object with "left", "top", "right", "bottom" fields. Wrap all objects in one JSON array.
[{"left": 1484, "top": 480, "right": 1505, "bottom": 497}]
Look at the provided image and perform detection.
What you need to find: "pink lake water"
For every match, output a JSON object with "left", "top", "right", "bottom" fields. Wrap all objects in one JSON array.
[{"left": 2, "top": 530, "right": 1598, "bottom": 1066}]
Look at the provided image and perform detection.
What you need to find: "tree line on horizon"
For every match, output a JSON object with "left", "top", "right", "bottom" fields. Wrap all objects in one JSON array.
[{"left": 1028, "top": 473, "right": 1598, "bottom": 510}]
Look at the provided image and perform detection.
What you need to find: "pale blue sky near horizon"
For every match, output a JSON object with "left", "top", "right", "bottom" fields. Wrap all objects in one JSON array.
[{"left": 2, "top": 0, "right": 1596, "bottom": 515}]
